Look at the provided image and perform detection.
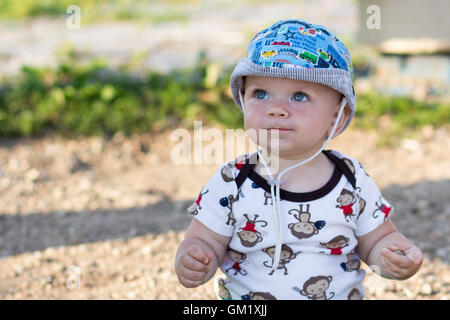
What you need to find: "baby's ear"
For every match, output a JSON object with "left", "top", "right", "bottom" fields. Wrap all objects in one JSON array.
[{"left": 329, "top": 102, "right": 350, "bottom": 138}]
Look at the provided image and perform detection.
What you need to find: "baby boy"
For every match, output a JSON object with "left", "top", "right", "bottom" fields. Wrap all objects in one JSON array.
[{"left": 175, "top": 19, "right": 422, "bottom": 300}]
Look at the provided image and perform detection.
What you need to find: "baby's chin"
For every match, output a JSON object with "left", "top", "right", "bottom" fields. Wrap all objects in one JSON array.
[
  {"left": 255, "top": 141, "right": 326, "bottom": 160},
  {"left": 254, "top": 144, "right": 303, "bottom": 158}
]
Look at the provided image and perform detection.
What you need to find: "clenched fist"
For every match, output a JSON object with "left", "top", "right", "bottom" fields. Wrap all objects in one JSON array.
[
  {"left": 175, "top": 244, "right": 215, "bottom": 288},
  {"left": 381, "top": 243, "right": 423, "bottom": 280}
]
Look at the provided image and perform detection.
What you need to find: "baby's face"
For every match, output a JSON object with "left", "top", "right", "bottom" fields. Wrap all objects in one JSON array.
[{"left": 242, "top": 76, "right": 345, "bottom": 158}]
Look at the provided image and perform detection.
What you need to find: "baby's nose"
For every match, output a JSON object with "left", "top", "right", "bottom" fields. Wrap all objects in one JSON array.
[{"left": 266, "top": 104, "right": 288, "bottom": 118}]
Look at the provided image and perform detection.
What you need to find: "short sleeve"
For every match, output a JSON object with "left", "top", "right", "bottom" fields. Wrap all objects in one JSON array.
[
  {"left": 186, "top": 162, "right": 238, "bottom": 237},
  {"left": 353, "top": 162, "right": 394, "bottom": 237}
]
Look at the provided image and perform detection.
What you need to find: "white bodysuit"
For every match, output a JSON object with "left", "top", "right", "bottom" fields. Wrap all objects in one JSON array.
[{"left": 187, "top": 150, "right": 393, "bottom": 300}]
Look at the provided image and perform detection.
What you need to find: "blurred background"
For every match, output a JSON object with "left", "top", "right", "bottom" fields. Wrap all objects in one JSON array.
[{"left": 0, "top": 0, "right": 448, "bottom": 299}]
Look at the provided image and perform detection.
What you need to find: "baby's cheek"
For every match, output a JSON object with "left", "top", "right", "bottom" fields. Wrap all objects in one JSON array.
[
  {"left": 243, "top": 113, "right": 253, "bottom": 128},
  {"left": 244, "top": 119, "right": 264, "bottom": 141},
  {"left": 243, "top": 116, "right": 252, "bottom": 131}
]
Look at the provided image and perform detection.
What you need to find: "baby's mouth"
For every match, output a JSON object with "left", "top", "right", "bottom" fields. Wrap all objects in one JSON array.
[{"left": 267, "top": 128, "right": 292, "bottom": 132}]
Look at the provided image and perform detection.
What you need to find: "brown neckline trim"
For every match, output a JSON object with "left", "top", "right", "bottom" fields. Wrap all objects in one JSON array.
[{"left": 234, "top": 150, "right": 353, "bottom": 202}]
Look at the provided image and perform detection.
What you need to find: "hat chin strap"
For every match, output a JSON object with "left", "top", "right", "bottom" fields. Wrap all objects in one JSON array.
[{"left": 239, "top": 90, "right": 347, "bottom": 271}]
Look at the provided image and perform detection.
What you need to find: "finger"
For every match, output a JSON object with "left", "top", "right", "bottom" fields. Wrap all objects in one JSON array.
[
  {"left": 381, "top": 254, "right": 403, "bottom": 278},
  {"left": 384, "top": 249, "right": 409, "bottom": 267},
  {"left": 381, "top": 249, "right": 419, "bottom": 279},
  {"left": 179, "top": 266, "right": 208, "bottom": 282},
  {"left": 387, "top": 244, "right": 399, "bottom": 251},
  {"left": 178, "top": 274, "right": 203, "bottom": 289},
  {"left": 381, "top": 248, "right": 409, "bottom": 268},
  {"left": 381, "top": 252, "right": 401, "bottom": 271},
  {"left": 381, "top": 251, "right": 399, "bottom": 271},
  {"left": 389, "top": 243, "right": 409, "bottom": 252},
  {"left": 187, "top": 245, "right": 209, "bottom": 264},
  {"left": 404, "top": 246, "right": 423, "bottom": 265},
  {"left": 182, "top": 254, "right": 209, "bottom": 272},
  {"left": 204, "top": 250, "right": 214, "bottom": 265},
  {"left": 387, "top": 244, "right": 404, "bottom": 254}
]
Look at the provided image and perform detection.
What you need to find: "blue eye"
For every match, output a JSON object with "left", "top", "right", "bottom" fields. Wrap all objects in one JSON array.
[
  {"left": 293, "top": 92, "right": 307, "bottom": 102},
  {"left": 255, "top": 89, "right": 268, "bottom": 99}
]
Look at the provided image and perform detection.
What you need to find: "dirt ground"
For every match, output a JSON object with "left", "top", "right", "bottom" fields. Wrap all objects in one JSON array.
[{"left": 0, "top": 126, "right": 448, "bottom": 300}]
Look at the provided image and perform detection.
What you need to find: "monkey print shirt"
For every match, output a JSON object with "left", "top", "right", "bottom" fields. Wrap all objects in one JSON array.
[{"left": 187, "top": 150, "right": 394, "bottom": 300}]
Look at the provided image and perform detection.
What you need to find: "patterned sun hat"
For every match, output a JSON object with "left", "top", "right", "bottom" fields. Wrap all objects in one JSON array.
[{"left": 230, "top": 19, "right": 356, "bottom": 134}]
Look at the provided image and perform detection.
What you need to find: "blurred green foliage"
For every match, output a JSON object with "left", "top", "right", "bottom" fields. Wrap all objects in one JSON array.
[
  {"left": 354, "top": 92, "right": 450, "bottom": 146},
  {"left": 355, "top": 93, "right": 450, "bottom": 129},
  {"left": 0, "top": 51, "right": 448, "bottom": 142},
  {"left": 0, "top": 0, "right": 190, "bottom": 23},
  {"left": 0, "top": 51, "right": 242, "bottom": 138}
]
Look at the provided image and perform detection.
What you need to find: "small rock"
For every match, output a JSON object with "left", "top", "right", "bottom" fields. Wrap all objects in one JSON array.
[
  {"left": 431, "top": 282, "right": 442, "bottom": 293},
  {"left": 0, "top": 177, "right": 11, "bottom": 188},
  {"left": 141, "top": 246, "right": 152, "bottom": 255},
  {"left": 70, "top": 154, "right": 91, "bottom": 173},
  {"left": 420, "top": 283, "right": 433, "bottom": 295},
  {"left": 110, "top": 293, "right": 120, "bottom": 299},
  {"left": 148, "top": 154, "right": 160, "bottom": 165},
  {"left": 25, "top": 168, "right": 40, "bottom": 182},
  {"left": 402, "top": 287, "right": 413, "bottom": 298},
  {"left": 79, "top": 178, "right": 92, "bottom": 191},
  {"left": 436, "top": 248, "right": 448, "bottom": 259},
  {"left": 90, "top": 139, "right": 105, "bottom": 155},
  {"left": 140, "top": 142, "right": 149, "bottom": 154},
  {"left": 400, "top": 138, "right": 420, "bottom": 152},
  {"left": 417, "top": 199, "right": 428, "bottom": 210},
  {"left": 421, "top": 125, "right": 434, "bottom": 139}
]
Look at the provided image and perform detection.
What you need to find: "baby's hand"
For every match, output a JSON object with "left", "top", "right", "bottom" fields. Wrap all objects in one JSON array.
[
  {"left": 176, "top": 244, "right": 214, "bottom": 288},
  {"left": 380, "top": 243, "right": 423, "bottom": 280}
]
